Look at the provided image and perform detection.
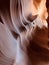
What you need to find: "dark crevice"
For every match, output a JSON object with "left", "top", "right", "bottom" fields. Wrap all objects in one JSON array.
[
  {"left": 27, "top": 14, "right": 37, "bottom": 22},
  {"left": 23, "top": 20, "right": 29, "bottom": 26},
  {"left": 19, "top": 25, "right": 26, "bottom": 32},
  {"left": 11, "top": 31, "right": 19, "bottom": 39},
  {"left": 0, "top": 16, "right": 4, "bottom": 24}
]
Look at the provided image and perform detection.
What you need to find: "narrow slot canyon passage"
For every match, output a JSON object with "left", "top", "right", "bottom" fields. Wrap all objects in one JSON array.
[{"left": 0, "top": 0, "right": 49, "bottom": 65}]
